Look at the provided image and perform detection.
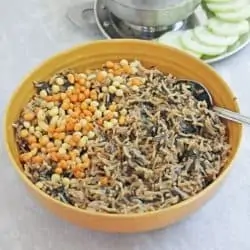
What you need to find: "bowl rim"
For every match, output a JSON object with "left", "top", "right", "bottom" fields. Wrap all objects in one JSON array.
[{"left": 4, "top": 39, "right": 243, "bottom": 219}]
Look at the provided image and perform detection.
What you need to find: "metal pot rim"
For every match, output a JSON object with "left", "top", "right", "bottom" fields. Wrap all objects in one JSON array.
[{"left": 107, "top": 0, "right": 195, "bottom": 11}]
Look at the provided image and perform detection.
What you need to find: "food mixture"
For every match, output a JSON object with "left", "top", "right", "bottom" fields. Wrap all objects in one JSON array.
[{"left": 13, "top": 60, "right": 230, "bottom": 214}]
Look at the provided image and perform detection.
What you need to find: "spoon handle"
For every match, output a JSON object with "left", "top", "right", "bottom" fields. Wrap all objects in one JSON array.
[{"left": 214, "top": 106, "right": 250, "bottom": 126}]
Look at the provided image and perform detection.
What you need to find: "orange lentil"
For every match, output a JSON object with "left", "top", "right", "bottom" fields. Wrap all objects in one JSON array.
[
  {"left": 85, "top": 123, "right": 94, "bottom": 131},
  {"left": 79, "top": 113, "right": 85, "bottom": 119},
  {"left": 79, "top": 78, "right": 86, "bottom": 85},
  {"left": 39, "top": 135, "right": 49, "bottom": 146},
  {"left": 20, "top": 152, "right": 32, "bottom": 162},
  {"left": 74, "top": 87, "right": 81, "bottom": 94},
  {"left": 55, "top": 125, "right": 66, "bottom": 132},
  {"left": 131, "top": 78, "right": 142, "bottom": 86},
  {"left": 119, "top": 115, "right": 126, "bottom": 125},
  {"left": 58, "top": 132, "right": 66, "bottom": 140},
  {"left": 74, "top": 123, "right": 82, "bottom": 131},
  {"left": 75, "top": 163, "right": 84, "bottom": 170},
  {"left": 69, "top": 139, "right": 77, "bottom": 147},
  {"left": 78, "top": 93, "right": 85, "bottom": 102},
  {"left": 66, "top": 122, "right": 75, "bottom": 131},
  {"left": 80, "top": 102, "right": 88, "bottom": 110},
  {"left": 64, "top": 135, "right": 72, "bottom": 144},
  {"left": 53, "top": 94, "right": 61, "bottom": 101},
  {"left": 60, "top": 93, "right": 67, "bottom": 100},
  {"left": 69, "top": 94, "right": 78, "bottom": 103},
  {"left": 27, "top": 135, "right": 37, "bottom": 144},
  {"left": 72, "top": 133, "right": 81, "bottom": 143},
  {"left": 90, "top": 89, "right": 97, "bottom": 95},
  {"left": 32, "top": 155, "right": 43, "bottom": 164},
  {"left": 50, "top": 152, "right": 59, "bottom": 162},
  {"left": 84, "top": 89, "right": 90, "bottom": 98},
  {"left": 96, "top": 118, "right": 103, "bottom": 126},
  {"left": 123, "top": 65, "right": 132, "bottom": 74},
  {"left": 108, "top": 69, "right": 114, "bottom": 73},
  {"left": 41, "top": 147, "right": 47, "bottom": 153},
  {"left": 80, "top": 86, "right": 86, "bottom": 92},
  {"left": 47, "top": 126, "right": 55, "bottom": 134},
  {"left": 23, "top": 111, "right": 35, "bottom": 121},
  {"left": 53, "top": 132, "right": 60, "bottom": 139},
  {"left": 64, "top": 155, "right": 71, "bottom": 161},
  {"left": 58, "top": 160, "right": 68, "bottom": 170},
  {"left": 104, "top": 112, "right": 113, "bottom": 120},
  {"left": 109, "top": 104, "right": 117, "bottom": 112},
  {"left": 74, "top": 170, "right": 84, "bottom": 179},
  {"left": 83, "top": 157, "right": 90, "bottom": 166},
  {"left": 96, "top": 71, "right": 106, "bottom": 83},
  {"left": 83, "top": 109, "right": 92, "bottom": 117},
  {"left": 74, "top": 106, "right": 81, "bottom": 113},
  {"left": 100, "top": 176, "right": 109, "bottom": 185},
  {"left": 114, "top": 69, "right": 124, "bottom": 76},
  {"left": 70, "top": 151, "right": 77, "bottom": 160},
  {"left": 44, "top": 96, "right": 52, "bottom": 102},
  {"left": 105, "top": 61, "right": 114, "bottom": 68},
  {"left": 88, "top": 105, "right": 96, "bottom": 113},
  {"left": 46, "top": 142, "right": 54, "bottom": 149},
  {"left": 47, "top": 146, "right": 58, "bottom": 153},
  {"left": 64, "top": 97, "right": 70, "bottom": 103},
  {"left": 61, "top": 101, "right": 70, "bottom": 110},
  {"left": 55, "top": 167, "right": 63, "bottom": 174},
  {"left": 70, "top": 112, "right": 79, "bottom": 118},
  {"left": 90, "top": 90, "right": 98, "bottom": 100}
]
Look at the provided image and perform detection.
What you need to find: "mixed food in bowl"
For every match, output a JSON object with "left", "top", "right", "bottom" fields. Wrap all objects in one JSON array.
[{"left": 5, "top": 39, "right": 242, "bottom": 232}]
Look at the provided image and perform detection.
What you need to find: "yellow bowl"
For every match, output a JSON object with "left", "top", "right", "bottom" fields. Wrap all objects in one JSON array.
[{"left": 4, "top": 39, "right": 242, "bottom": 233}]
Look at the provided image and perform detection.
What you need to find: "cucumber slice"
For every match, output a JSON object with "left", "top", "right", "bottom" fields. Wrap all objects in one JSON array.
[
  {"left": 158, "top": 32, "right": 202, "bottom": 58},
  {"left": 194, "top": 26, "right": 239, "bottom": 46},
  {"left": 215, "top": 5, "right": 250, "bottom": 22},
  {"left": 158, "top": 32, "right": 184, "bottom": 49},
  {"left": 181, "top": 30, "right": 227, "bottom": 56},
  {"left": 207, "top": 0, "right": 248, "bottom": 13},
  {"left": 208, "top": 18, "right": 250, "bottom": 36}
]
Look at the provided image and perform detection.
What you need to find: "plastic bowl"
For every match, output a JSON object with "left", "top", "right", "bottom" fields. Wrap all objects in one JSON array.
[{"left": 4, "top": 39, "right": 242, "bottom": 233}]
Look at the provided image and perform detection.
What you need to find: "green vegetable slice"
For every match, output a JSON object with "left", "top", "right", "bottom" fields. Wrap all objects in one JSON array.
[
  {"left": 207, "top": 0, "right": 248, "bottom": 13},
  {"left": 208, "top": 18, "right": 250, "bottom": 36},
  {"left": 158, "top": 31, "right": 202, "bottom": 58},
  {"left": 181, "top": 30, "right": 227, "bottom": 56},
  {"left": 194, "top": 26, "right": 239, "bottom": 46},
  {"left": 215, "top": 5, "right": 250, "bottom": 22}
]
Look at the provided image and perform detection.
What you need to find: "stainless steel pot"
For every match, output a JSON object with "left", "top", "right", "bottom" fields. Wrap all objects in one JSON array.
[{"left": 105, "top": 0, "right": 201, "bottom": 27}]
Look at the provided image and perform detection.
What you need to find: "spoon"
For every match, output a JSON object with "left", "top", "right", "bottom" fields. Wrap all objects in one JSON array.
[{"left": 177, "top": 79, "right": 250, "bottom": 126}]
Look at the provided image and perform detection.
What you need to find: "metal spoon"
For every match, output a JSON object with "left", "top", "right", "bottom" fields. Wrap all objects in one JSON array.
[{"left": 177, "top": 79, "right": 250, "bottom": 126}]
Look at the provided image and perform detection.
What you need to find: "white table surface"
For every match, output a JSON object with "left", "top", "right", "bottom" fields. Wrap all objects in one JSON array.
[{"left": 1, "top": 0, "right": 250, "bottom": 249}]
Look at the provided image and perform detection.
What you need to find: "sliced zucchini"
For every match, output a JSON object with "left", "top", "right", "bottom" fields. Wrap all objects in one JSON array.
[
  {"left": 207, "top": 0, "right": 248, "bottom": 13},
  {"left": 181, "top": 30, "right": 227, "bottom": 56},
  {"left": 208, "top": 18, "right": 250, "bottom": 36},
  {"left": 158, "top": 31, "right": 202, "bottom": 58},
  {"left": 215, "top": 5, "right": 250, "bottom": 22},
  {"left": 194, "top": 26, "right": 239, "bottom": 47}
]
